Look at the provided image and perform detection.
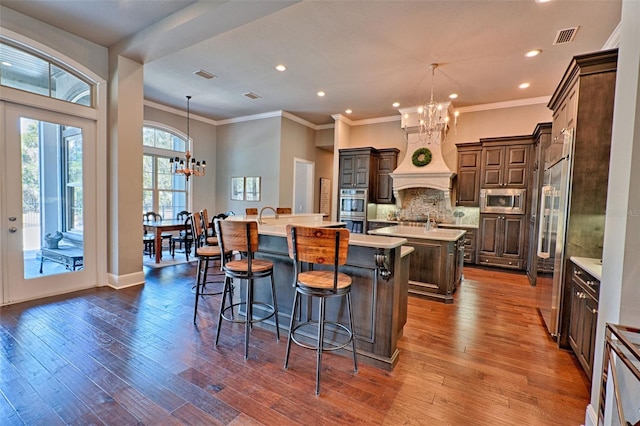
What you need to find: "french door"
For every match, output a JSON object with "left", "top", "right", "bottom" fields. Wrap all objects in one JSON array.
[{"left": 1, "top": 102, "right": 98, "bottom": 304}]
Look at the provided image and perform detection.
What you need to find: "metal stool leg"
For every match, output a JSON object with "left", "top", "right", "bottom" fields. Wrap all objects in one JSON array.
[
  {"left": 284, "top": 290, "right": 300, "bottom": 369},
  {"left": 216, "top": 276, "right": 232, "bottom": 346},
  {"left": 347, "top": 292, "right": 358, "bottom": 373},
  {"left": 245, "top": 278, "right": 252, "bottom": 360},
  {"left": 316, "top": 296, "right": 326, "bottom": 396},
  {"left": 271, "top": 274, "right": 280, "bottom": 341},
  {"left": 193, "top": 257, "right": 203, "bottom": 323}
]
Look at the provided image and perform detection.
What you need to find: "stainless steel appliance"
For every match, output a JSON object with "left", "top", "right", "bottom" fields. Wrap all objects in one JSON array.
[
  {"left": 479, "top": 188, "right": 526, "bottom": 215},
  {"left": 339, "top": 188, "right": 367, "bottom": 233},
  {"left": 536, "top": 128, "right": 575, "bottom": 338}
]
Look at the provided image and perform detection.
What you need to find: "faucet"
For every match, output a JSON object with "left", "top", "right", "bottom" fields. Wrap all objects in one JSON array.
[
  {"left": 258, "top": 206, "right": 279, "bottom": 224},
  {"left": 426, "top": 211, "right": 438, "bottom": 230}
]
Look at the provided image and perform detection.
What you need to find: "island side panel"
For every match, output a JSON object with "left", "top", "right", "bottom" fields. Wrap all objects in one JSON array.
[{"left": 254, "top": 234, "right": 408, "bottom": 370}]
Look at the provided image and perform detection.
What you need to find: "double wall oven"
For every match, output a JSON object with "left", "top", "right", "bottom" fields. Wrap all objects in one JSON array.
[{"left": 339, "top": 188, "right": 367, "bottom": 233}]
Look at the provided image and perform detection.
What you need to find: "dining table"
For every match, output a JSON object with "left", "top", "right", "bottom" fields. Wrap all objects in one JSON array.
[{"left": 143, "top": 218, "right": 187, "bottom": 263}]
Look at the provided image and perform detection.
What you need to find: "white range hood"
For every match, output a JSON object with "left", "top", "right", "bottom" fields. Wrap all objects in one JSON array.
[{"left": 391, "top": 104, "right": 456, "bottom": 199}]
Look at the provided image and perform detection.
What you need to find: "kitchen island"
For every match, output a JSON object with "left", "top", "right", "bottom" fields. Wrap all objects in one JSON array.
[
  {"left": 227, "top": 214, "right": 413, "bottom": 371},
  {"left": 369, "top": 225, "right": 466, "bottom": 303}
]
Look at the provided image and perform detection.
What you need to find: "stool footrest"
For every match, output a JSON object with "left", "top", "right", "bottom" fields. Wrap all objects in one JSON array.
[
  {"left": 290, "top": 320, "right": 354, "bottom": 352},
  {"left": 221, "top": 301, "right": 277, "bottom": 324}
]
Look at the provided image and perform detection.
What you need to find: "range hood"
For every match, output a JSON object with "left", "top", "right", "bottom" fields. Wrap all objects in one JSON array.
[{"left": 390, "top": 104, "right": 456, "bottom": 199}]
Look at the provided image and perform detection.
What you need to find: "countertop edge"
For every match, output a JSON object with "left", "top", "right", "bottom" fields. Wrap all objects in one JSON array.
[{"left": 570, "top": 256, "right": 602, "bottom": 281}]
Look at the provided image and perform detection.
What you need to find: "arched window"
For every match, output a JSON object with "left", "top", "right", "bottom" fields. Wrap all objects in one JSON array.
[
  {"left": 143, "top": 124, "right": 189, "bottom": 218},
  {"left": 0, "top": 41, "right": 93, "bottom": 106}
]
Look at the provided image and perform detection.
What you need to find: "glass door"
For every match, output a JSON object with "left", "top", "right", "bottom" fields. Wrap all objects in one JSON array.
[{"left": 2, "top": 103, "right": 97, "bottom": 304}]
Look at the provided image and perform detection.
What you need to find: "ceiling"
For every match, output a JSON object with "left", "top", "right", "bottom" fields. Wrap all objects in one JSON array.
[{"left": 2, "top": 0, "right": 622, "bottom": 126}]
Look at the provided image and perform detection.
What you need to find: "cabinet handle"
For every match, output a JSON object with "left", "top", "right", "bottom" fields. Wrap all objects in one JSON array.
[
  {"left": 575, "top": 269, "right": 582, "bottom": 276},
  {"left": 591, "top": 308, "right": 598, "bottom": 315},
  {"left": 508, "top": 262, "right": 512, "bottom": 265}
]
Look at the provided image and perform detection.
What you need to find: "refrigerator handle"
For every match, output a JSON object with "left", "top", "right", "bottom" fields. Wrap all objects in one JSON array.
[{"left": 537, "top": 185, "right": 552, "bottom": 259}]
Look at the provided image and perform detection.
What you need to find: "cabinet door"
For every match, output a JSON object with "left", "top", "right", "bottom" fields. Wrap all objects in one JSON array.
[
  {"left": 568, "top": 280, "right": 583, "bottom": 355},
  {"left": 354, "top": 154, "right": 371, "bottom": 187},
  {"left": 504, "top": 145, "right": 529, "bottom": 187},
  {"left": 579, "top": 294, "right": 598, "bottom": 378},
  {"left": 340, "top": 155, "right": 356, "bottom": 187},
  {"left": 456, "top": 150, "right": 481, "bottom": 206},
  {"left": 481, "top": 147, "right": 504, "bottom": 187},
  {"left": 478, "top": 214, "right": 500, "bottom": 256},
  {"left": 376, "top": 152, "right": 397, "bottom": 203},
  {"left": 501, "top": 215, "right": 526, "bottom": 259}
]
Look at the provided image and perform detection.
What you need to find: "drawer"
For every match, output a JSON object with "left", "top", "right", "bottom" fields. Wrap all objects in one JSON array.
[
  {"left": 478, "top": 255, "right": 523, "bottom": 269},
  {"left": 572, "top": 264, "right": 600, "bottom": 300}
]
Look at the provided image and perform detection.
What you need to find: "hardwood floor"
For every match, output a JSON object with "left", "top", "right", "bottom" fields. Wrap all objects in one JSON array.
[{"left": 0, "top": 264, "right": 591, "bottom": 425}]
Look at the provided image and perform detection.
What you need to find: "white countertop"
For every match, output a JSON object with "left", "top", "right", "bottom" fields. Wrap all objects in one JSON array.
[
  {"left": 570, "top": 256, "right": 602, "bottom": 281},
  {"left": 368, "top": 225, "right": 466, "bottom": 241},
  {"left": 258, "top": 223, "right": 407, "bottom": 249}
]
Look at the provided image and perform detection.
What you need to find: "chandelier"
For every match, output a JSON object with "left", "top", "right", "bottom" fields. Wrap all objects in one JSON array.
[
  {"left": 414, "top": 63, "right": 458, "bottom": 142},
  {"left": 169, "top": 95, "right": 206, "bottom": 181}
]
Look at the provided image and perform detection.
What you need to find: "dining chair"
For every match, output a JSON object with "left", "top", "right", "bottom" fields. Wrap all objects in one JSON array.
[
  {"left": 284, "top": 225, "right": 357, "bottom": 395},
  {"left": 245, "top": 208, "right": 258, "bottom": 216},
  {"left": 171, "top": 213, "right": 194, "bottom": 261},
  {"left": 143, "top": 211, "right": 172, "bottom": 254},
  {"left": 276, "top": 207, "right": 292, "bottom": 214}
]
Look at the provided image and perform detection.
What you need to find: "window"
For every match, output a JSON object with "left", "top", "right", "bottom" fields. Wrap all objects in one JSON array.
[
  {"left": 62, "top": 126, "right": 83, "bottom": 232},
  {"left": 0, "top": 41, "right": 92, "bottom": 106},
  {"left": 143, "top": 125, "right": 189, "bottom": 218}
]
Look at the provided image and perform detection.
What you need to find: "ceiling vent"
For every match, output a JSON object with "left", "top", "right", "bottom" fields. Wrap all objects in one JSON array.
[
  {"left": 553, "top": 27, "right": 579, "bottom": 45},
  {"left": 193, "top": 69, "right": 216, "bottom": 79},
  {"left": 244, "top": 92, "right": 261, "bottom": 100}
]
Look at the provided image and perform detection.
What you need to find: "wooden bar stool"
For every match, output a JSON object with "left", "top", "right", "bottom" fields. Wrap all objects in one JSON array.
[
  {"left": 214, "top": 219, "right": 280, "bottom": 360},
  {"left": 284, "top": 225, "right": 358, "bottom": 395},
  {"left": 191, "top": 211, "right": 231, "bottom": 323}
]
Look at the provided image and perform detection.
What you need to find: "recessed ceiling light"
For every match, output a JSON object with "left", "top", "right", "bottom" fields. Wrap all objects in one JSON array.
[
  {"left": 392, "top": 102, "right": 400, "bottom": 108},
  {"left": 1, "top": 61, "right": 11, "bottom": 67},
  {"left": 345, "top": 109, "right": 352, "bottom": 114},
  {"left": 519, "top": 82, "right": 530, "bottom": 89},
  {"left": 449, "top": 93, "right": 458, "bottom": 99},
  {"left": 317, "top": 91, "right": 325, "bottom": 97},
  {"left": 275, "top": 64, "right": 287, "bottom": 72},
  {"left": 535, "top": 0, "right": 552, "bottom": 3},
  {"left": 193, "top": 69, "right": 216, "bottom": 80},
  {"left": 525, "top": 49, "right": 542, "bottom": 57}
]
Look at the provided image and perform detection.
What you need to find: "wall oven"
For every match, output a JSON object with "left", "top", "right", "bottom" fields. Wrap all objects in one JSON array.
[
  {"left": 339, "top": 188, "right": 367, "bottom": 233},
  {"left": 480, "top": 188, "right": 526, "bottom": 215}
]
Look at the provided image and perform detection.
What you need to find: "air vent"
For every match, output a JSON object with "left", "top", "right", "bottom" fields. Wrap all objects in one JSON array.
[
  {"left": 193, "top": 69, "right": 216, "bottom": 79},
  {"left": 244, "top": 92, "right": 261, "bottom": 100},
  {"left": 553, "top": 27, "right": 579, "bottom": 45}
]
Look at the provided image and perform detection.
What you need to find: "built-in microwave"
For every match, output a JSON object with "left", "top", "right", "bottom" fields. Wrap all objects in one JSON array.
[
  {"left": 339, "top": 188, "right": 368, "bottom": 217},
  {"left": 480, "top": 188, "right": 526, "bottom": 215}
]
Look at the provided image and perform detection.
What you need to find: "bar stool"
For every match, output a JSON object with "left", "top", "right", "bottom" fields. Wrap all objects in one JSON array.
[
  {"left": 284, "top": 225, "right": 358, "bottom": 395},
  {"left": 214, "top": 219, "right": 280, "bottom": 360},
  {"left": 191, "top": 211, "right": 231, "bottom": 323}
]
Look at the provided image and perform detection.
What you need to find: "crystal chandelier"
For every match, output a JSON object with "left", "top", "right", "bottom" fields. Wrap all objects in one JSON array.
[
  {"left": 415, "top": 63, "right": 458, "bottom": 142},
  {"left": 169, "top": 95, "right": 206, "bottom": 181}
]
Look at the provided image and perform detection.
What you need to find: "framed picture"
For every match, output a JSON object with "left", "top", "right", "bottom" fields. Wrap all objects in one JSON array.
[
  {"left": 231, "top": 177, "right": 244, "bottom": 200},
  {"left": 245, "top": 176, "right": 261, "bottom": 201}
]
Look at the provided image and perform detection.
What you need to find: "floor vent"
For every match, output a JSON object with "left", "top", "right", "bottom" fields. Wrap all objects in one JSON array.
[
  {"left": 553, "top": 27, "right": 579, "bottom": 45},
  {"left": 244, "top": 92, "right": 261, "bottom": 100}
]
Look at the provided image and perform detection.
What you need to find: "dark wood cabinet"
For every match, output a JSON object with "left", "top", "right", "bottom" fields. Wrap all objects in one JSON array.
[
  {"left": 568, "top": 261, "right": 599, "bottom": 379},
  {"left": 403, "top": 235, "right": 464, "bottom": 304},
  {"left": 375, "top": 148, "right": 399, "bottom": 204},
  {"left": 480, "top": 136, "right": 532, "bottom": 188},
  {"left": 478, "top": 213, "right": 526, "bottom": 269},
  {"left": 440, "top": 224, "right": 476, "bottom": 264},
  {"left": 339, "top": 149, "right": 377, "bottom": 189},
  {"left": 455, "top": 143, "right": 481, "bottom": 206}
]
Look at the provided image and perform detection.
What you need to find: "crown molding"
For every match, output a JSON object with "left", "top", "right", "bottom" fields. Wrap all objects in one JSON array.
[
  {"left": 144, "top": 100, "right": 217, "bottom": 125},
  {"left": 456, "top": 96, "right": 550, "bottom": 114},
  {"left": 602, "top": 21, "right": 621, "bottom": 49}
]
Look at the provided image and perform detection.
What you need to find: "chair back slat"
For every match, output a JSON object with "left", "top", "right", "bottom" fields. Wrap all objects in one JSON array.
[
  {"left": 245, "top": 208, "right": 258, "bottom": 216},
  {"left": 276, "top": 207, "right": 292, "bottom": 214},
  {"left": 191, "top": 211, "right": 206, "bottom": 247},
  {"left": 216, "top": 220, "right": 259, "bottom": 253},
  {"left": 286, "top": 225, "right": 349, "bottom": 266}
]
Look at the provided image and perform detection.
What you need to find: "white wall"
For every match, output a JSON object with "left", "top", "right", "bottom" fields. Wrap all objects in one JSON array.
[{"left": 280, "top": 117, "right": 317, "bottom": 208}]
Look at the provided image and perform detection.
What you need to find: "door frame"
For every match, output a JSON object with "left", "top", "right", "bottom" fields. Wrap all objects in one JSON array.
[{"left": 292, "top": 157, "right": 315, "bottom": 214}]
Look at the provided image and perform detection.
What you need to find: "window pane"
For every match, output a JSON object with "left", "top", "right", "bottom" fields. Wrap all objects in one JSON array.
[
  {"left": 51, "top": 64, "right": 91, "bottom": 106},
  {"left": 143, "top": 190, "right": 153, "bottom": 213},
  {"left": 143, "top": 128, "right": 155, "bottom": 147},
  {"left": 0, "top": 43, "right": 49, "bottom": 96},
  {"left": 143, "top": 155, "right": 154, "bottom": 190}
]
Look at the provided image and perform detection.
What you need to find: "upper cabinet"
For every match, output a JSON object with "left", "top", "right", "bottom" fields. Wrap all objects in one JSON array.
[
  {"left": 479, "top": 136, "right": 533, "bottom": 188},
  {"left": 455, "top": 142, "right": 481, "bottom": 206},
  {"left": 375, "top": 148, "right": 399, "bottom": 204},
  {"left": 339, "top": 147, "right": 379, "bottom": 190}
]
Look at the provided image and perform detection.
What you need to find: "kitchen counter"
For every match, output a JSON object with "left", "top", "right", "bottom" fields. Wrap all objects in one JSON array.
[
  {"left": 570, "top": 256, "right": 602, "bottom": 281},
  {"left": 368, "top": 225, "right": 466, "bottom": 242}
]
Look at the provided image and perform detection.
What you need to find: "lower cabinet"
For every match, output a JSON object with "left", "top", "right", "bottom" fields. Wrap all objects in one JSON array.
[
  {"left": 440, "top": 225, "right": 476, "bottom": 264},
  {"left": 568, "top": 261, "right": 600, "bottom": 378},
  {"left": 367, "top": 220, "right": 392, "bottom": 232},
  {"left": 403, "top": 236, "right": 464, "bottom": 304},
  {"left": 478, "top": 213, "right": 526, "bottom": 270}
]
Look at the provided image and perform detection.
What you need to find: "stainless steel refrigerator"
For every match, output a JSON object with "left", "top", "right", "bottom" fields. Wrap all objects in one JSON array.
[{"left": 536, "top": 128, "right": 575, "bottom": 338}]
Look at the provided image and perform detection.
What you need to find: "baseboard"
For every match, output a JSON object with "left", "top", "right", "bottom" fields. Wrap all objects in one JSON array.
[
  {"left": 107, "top": 270, "right": 145, "bottom": 289},
  {"left": 585, "top": 403, "right": 597, "bottom": 426}
]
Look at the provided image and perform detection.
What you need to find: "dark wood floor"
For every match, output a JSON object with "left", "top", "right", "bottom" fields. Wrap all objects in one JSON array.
[{"left": 0, "top": 263, "right": 590, "bottom": 425}]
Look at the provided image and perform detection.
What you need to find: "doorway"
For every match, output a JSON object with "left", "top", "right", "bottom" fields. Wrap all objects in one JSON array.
[
  {"left": 1, "top": 103, "right": 98, "bottom": 304},
  {"left": 293, "top": 158, "right": 314, "bottom": 214}
]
